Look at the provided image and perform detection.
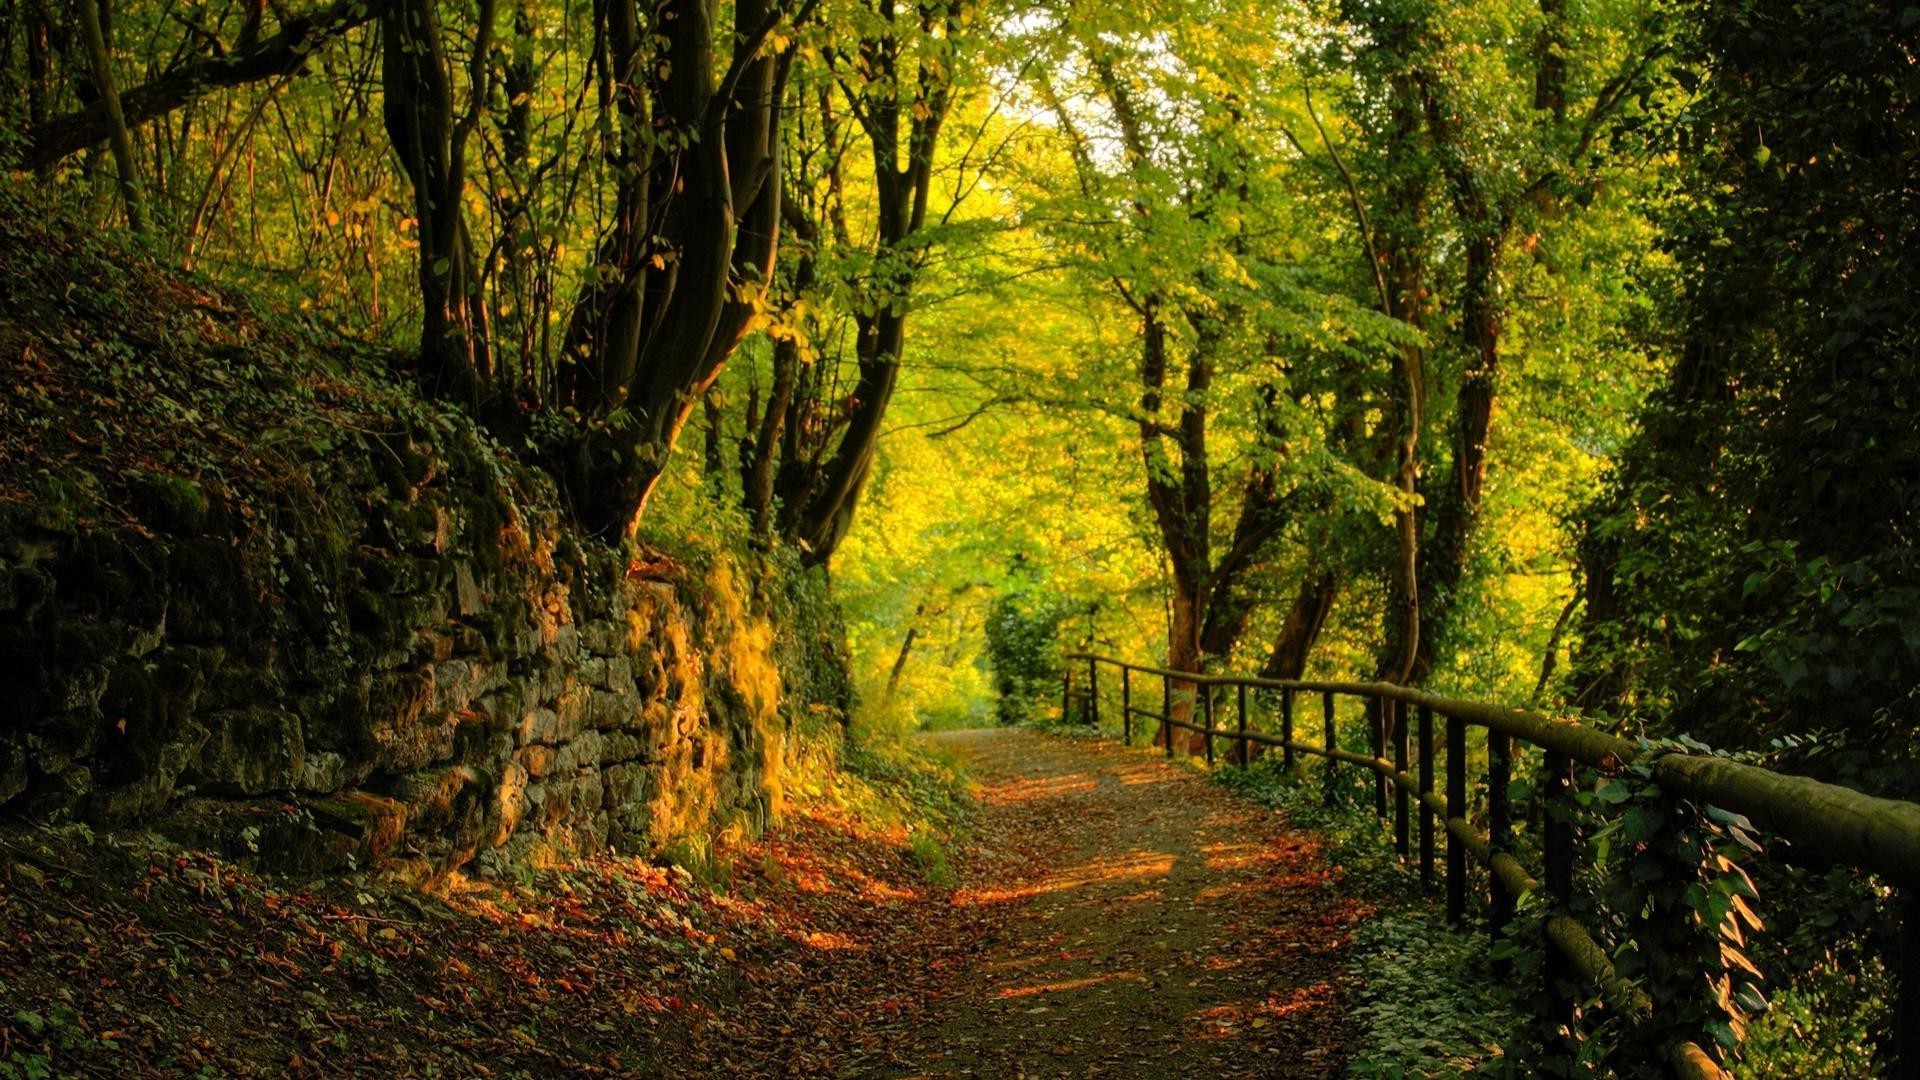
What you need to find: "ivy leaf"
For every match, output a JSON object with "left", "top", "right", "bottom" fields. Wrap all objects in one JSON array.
[{"left": 1624, "top": 805, "right": 1666, "bottom": 843}]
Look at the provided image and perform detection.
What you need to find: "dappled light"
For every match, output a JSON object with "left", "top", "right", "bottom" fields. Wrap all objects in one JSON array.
[
  {"left": 903, "top": 730, "right": 1362, "bottom": 1075},
  {"left": 2, "top": 0, "right": 1914, "bottom": 1070}
]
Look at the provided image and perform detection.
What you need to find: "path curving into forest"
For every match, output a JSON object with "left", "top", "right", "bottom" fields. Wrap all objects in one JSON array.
[{"left": 887, "top": 729, "right": 1362, "bottom": 1078}]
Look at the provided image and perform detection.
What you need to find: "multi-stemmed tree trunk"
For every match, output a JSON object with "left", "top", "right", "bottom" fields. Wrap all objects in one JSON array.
[
  {"left": 726, "top": 0, "right": 969, "bottom": 565},
  {"left": 553, "top": 0, "right": 803, "bottom": 536},
  {"left": 27, "top": 0, "right": 814, "bottom": 540},
  {"left": 1288, "top": 0, "right": 1655, "bottom": 690},
  {"left": 379, "top": 0, "right": 494, "bottom": 409},
  {"left": 1069, "top": 58, "right": 1297, "bottom": 751},
  {"left": 1400, "top": 0, "right": 1647, "bottom": 682}
]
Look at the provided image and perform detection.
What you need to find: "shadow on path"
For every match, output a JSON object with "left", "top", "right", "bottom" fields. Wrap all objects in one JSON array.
[{"left": 890, "top": 728, "right": 1361, "bottom": 1078}]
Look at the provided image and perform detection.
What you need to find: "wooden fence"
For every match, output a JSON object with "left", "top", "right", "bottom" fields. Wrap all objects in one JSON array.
[{"left": 1062, "top": 651, "right": 1920, "bottom": 1079}]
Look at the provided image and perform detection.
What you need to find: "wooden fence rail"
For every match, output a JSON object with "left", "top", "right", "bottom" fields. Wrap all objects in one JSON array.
[{"left": 1061, "top": 651, "right": 1920, "bottom": 1080}]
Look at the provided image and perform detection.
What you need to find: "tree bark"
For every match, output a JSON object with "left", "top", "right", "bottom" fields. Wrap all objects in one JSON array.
[
  {"left": 883, "top": 601, "right": 929, "bottom": 705},
  {"left": 76, "top": 0, "right": 144, "bottom": 234},
  {"left": 558, "top": 0, "right": 798, "bottom": 537},
  {"left": 1264, "top": 568, "right": 1341, "bottom": 680},
  {"left": 1409, "top": 68, "right": 1509, "bottom": 684},
  {"left": 1374, "top": 68, "right": 1430, "bottom": 687},
  {"left": 780, "top": 0, "right": 964, "bottom": 565},
  {"left": 380, "top": 0, "right": 492, "bottom": 407}
]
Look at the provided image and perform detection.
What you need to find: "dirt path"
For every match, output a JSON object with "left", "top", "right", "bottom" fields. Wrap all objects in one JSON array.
[
  {"left": 0, "top": 727, "right": 1360, "bottom": 1078},
  {"left": 886, "top": 728, "right": 1360, "bottom": 1078}
]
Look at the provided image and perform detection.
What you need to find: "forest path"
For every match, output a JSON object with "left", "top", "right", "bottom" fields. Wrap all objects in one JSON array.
[{"left": 885, "top": 728, "right": 1359, "bottom": 1078}]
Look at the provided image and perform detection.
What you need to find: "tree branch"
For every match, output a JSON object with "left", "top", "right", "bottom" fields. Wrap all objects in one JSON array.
[{"left": 24, "top": 0, "right": 380, "bottom": 170}]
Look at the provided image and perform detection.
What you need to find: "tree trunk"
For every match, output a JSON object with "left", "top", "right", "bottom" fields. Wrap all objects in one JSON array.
[
  {"left": 1412, "top": 66, "right": 1508, "bottom": 682},
  {"left": 883, "top": 601, "right": 928, "bottom": 706},
  {"left": 76, "top": 0, "right": 143, "bottom": 234},
  {"left": 558, "top": 0, "right": 792, "bottom": 537},
  {"left": 1264, "top": 568, "right": 1341, "bottom": 680},
  {"left": 380, "top": 0, "right": 490, "bottom": 407},
  {"left": 1166, "top": 582, "right": 1205, "bottom": 752}
]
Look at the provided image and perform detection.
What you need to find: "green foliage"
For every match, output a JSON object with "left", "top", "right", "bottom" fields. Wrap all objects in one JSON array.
[
  {"left": 1576, "top": 0, "right": 1920, "bottom": 769},
  {"left": 838, "top": 738, "right": 977, "bottom": 842},
  {"left": 1347, "top": 913, "right": 1533, "bottom": 1079},
  {"left": 984, "top": 586, "right": 1072, "bottom": 726},
  {"left": 1581, "top": 739, "right": 1767, "bottom": 1070}
]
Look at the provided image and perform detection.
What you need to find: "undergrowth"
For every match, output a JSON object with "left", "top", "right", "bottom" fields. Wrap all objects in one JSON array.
[
  {"left": 1216, "top": 758, "right": 1530, "bottom": 1078},
  {"left": 787, "top": 734, "right": 976, "bottom": 891}
]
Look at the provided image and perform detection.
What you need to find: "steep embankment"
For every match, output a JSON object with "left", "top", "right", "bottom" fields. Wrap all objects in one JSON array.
[{"left": 0, "top": 190, "right": 848, "bottom": 878}]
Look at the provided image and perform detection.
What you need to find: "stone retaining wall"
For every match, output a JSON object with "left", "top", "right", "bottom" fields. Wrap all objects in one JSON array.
[{"left": 0, "top": 413, "right": 849, "bottom": 879}]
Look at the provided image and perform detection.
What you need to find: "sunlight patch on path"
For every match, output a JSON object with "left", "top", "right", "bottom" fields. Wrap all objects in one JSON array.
[{"left": 883, "top": 727, "right": 1360, "bottom": 1079}]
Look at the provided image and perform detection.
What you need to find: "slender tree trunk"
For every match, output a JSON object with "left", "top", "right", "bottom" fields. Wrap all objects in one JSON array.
[
  {"left": 24, "top": 0, "right": 53, "bottom": 178},
  {"left": 77, "top": 0, "right": 144, "bottom": 234},
  {"left": 1166, "top": 582, "right": 1205, "bottom": 751},
  {"left": 745, "top": 336, "right": 799, "bottom": 538},
  {"left": 1264, "top": 568, "right": 1341, "bottom": 680},
  {"left": 883, "top": 601, "right": 928, "bottom": 705},
  {"left": 1413, "top": 67, "right": 1509, "bottom": 682},
  {"left": 702, "top": 389, "right": 727, "bottom": 486}
]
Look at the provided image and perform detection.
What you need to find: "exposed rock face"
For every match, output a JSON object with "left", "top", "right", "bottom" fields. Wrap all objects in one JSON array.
[{"left": 0, "top": 415, "right": 851, "bottom": 880}]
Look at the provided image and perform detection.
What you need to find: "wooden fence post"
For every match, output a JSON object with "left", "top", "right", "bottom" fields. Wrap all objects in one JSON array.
[
  {"left": 1323, "top": 691, "right": 1338, "bottom": 807},
  {"left": 1282, "top": 689, "right": 1295, "bottom": 772},
  {"left": 1121, "top": 666, "right": 1132, "bottom": 745},
  {"left": 1371, "top": 698, "right": 1388, "bottom": 820},
  {"left": 1087, "top": 657, "right": 1099, "bottom": 727},
  {"left": 1163, "top": 674, "right": 1174, "bottom": 759},
  {"left": 1447, "top": 714, "right": 1466, "bottom": 926},
  {"left": 1897, "top": 888, "right": 1920, "bottom": 1080},
  {"left": 1236, "top": 683, "right": 1249, "bottom": 766},
  {"left": 1394, "top": 699, "right": 1411, "bottom": 858},
  {"left": 1203, "top": 684, "right": 1215, "bottom": 767},
  {"left": 1062, "top": 665, "right": 1072, "bottom": 726},
  {"left": 1419, "top": 704, "right": 1435, "bottom": 887},
  {"left": 1489, "top": 731, "right": 1514, "bottom": 968},
  {"left": 1543, "top": 749, "right": 1576, "bottom": 1039}
]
